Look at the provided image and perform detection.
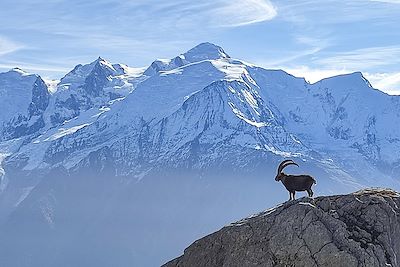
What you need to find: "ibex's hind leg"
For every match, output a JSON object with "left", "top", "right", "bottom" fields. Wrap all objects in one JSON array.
[
  {"left": 307, "top": 189, "right": 313, "bottom": 197},
  {"left": 288, "top": 191, "right": 292, "bottom": 201},
  {"left": 292, "top": 191, "right": 296, "bottom": 200}
]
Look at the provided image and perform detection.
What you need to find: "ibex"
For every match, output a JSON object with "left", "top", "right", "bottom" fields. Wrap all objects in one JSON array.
[{"left": 275, "top": 159, "right": 316, "bottom": 201}]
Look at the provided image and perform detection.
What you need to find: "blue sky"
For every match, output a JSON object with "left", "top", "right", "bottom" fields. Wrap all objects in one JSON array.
[{"left": 1, "top": 0, "right": 400, "bottom": 94}]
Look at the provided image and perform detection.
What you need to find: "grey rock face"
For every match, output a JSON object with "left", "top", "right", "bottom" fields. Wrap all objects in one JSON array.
[
  {"left": 28, "top": 77, "right": 50, "bottom": 116},
  {"left": 82, "top": 60, "right": 114, "bottom": 97},
  {"left": 164, "top": 189, "right": 400, "bottom": 267}
]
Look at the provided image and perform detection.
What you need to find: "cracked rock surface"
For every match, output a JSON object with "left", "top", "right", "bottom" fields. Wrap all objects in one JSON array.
[{"left": 163, "top": 189, "right": 400, "bottom": 267}]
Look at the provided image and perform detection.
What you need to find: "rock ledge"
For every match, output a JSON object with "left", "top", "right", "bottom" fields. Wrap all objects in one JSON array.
[{"left": 164, "top": 188, "right": 400, "bottom": 267}]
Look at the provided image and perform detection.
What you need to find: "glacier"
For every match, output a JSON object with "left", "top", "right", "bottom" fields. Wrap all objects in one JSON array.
[{"left": 0, "top": 42, "right": 399, "bottom": 267}]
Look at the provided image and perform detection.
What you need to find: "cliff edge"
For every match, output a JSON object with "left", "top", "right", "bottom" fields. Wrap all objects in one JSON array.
[{"left": 163, "top": 189, "right": 400, "bottom": 267}]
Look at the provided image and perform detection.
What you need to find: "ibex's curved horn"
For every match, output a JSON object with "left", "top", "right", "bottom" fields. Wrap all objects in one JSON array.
[{"left": 277, "top": 160, "right": 298, "bottom": 175}]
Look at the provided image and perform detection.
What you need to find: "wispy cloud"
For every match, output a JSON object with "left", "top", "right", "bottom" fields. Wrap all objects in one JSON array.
[
  {"left": 261, "top": 47, "right": 322, "bottom": 67},
  {"left": 277, "top": 0, "right": 400, "bottom": 25},
  {"left": 315, "top": 46, "right": 400, "bottom": 70},
  {"left": 266, "top": 1, "right": 400, "bottom": 95},
  {"left": 1, "top": 0, "right": 399, "bottom": 92},
  {"left": 281, "top": 66, "right": 400, "bottom": 95},
  {"left": 254, "top": 35, "right": 330, "bottom": 69},
  {"left": 0, "top": 62, "right": 70, "bottom": 74},
  {"left": 0, "top": 36, "right": 24, "bottom": 56},
  {"left": 281, "top": 45, "right": 400, "bottom": 95},
  {"left": 212, "top": 0, "right": 277, "bottom": 27},
  {"left": 0, "top": 0, "right": 278, "bottom": 76},
  {"left": 0, "top": 0, "right": 277, "bottom": 34},
  {"left": 370, "top": 0, "right": 400, "bottom": 4},
  {"left": 283, "top": 66, "right": 351, "bottom": 83},
  {"left": 364, "top": 72, "right": 400, "bottom": 94}
]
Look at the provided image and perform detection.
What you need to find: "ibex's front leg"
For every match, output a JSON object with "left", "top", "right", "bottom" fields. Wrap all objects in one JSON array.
[
  {"left": 292, "top": 191, "right": 296, "bottom": 200},
  {"left": 289, "top": 191, "right": 296, "bottom": 201},
  {"left": 307, "top": 189, "right": 313, "bottom": 197}
]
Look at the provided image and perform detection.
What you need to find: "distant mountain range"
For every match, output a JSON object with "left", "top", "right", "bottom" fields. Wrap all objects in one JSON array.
[{"left": 0, "top": 42, "right": 399, "bottom": 267}]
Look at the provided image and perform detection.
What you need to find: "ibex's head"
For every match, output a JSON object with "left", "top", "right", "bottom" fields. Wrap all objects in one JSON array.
[{"left": 275, "top": 159, "right": 299, "bottom": 181}]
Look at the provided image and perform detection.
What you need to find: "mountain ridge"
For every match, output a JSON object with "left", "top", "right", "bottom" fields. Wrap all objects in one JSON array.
[
  {"left": 2, "top": 42, "right": 400, "bottom": 217},
  {"left": 1, "top": 42, "right": 400, "bottom": 266}
]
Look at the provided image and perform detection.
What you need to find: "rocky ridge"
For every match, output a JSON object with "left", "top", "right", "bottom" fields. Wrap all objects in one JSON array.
[{"left": 164, "top": 188, "right": 400, "bottom": 267}]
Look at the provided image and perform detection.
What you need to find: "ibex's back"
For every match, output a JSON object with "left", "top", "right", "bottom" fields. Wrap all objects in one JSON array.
[{"left": 282, "top": 174, "right": 316, "bottom": 191}]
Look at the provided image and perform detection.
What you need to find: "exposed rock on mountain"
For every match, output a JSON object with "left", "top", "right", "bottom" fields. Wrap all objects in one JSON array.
[
  {"left": 1, "top": 43, "right": 400, "bottom": 188},
  {"left": 0, "top": 68, "right": 50, "bottom": 140},
  {"left": 46, "top": 57, "right": 145, "bottom": 126},
  {"left": 164, "top": 189, "right": 400, "bottom": 267}
]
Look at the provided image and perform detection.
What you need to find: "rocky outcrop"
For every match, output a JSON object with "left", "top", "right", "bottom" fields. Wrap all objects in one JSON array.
[{"left": 164, "top": 189, "right": 400, "bottom": 267}]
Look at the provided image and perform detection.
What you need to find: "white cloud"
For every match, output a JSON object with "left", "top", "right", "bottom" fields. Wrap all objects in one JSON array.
[
  {"left": 0, "top": 62, "right": 70, "bottom": 74},
  {"left": 370, "top": 0, "right": 400, "bottom": 4},
  {"left": 0, "top": 36, "right": 23, "bottom": 56},
  {"left": 108, "top": 0, "right": 278, "bottom": 29},
  {"left": 282, "top": 66, "right": 400, "bottom": 95},
  {"left": 278, "top": 0, "right": 400, "bottom": 25},
  {"left": 1, "top": 0, "right": 277, "bottom": 35},
  {"left": 282, "top": 65, "right": 351, "bottom": 83},
  {"left": 254, "top": 36, "right": 328, "bottom": 69},
  {"left": 364, "top": 72, "right": 400, "bottom": 95},
  {"left": 261, "top": 47, "right": 321, "bottom": 67},
  {"left": 276, "top": 43, "right": 400, "bottom": 95},
  {"left": 213, "top": 0, "right": 277, "bottom": 27},
  {"left": 316, "top": 46, "right": 400, "bottom": 69}
]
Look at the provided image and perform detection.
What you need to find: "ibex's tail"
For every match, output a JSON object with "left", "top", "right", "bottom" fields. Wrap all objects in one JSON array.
[{"left": 312, "top": 178, "right": 317, "bottom": 185}]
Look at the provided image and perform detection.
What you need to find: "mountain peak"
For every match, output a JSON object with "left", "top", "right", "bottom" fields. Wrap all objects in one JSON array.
[
  {"left": 8, "top": 67, "right": 30, "bottom": 76},
  {"left": 183, "top": 42, "right": 230, "bottom": 62},
  {"left": 60, "top": 57, "right": 117, "bottom": 85},
  {"left": 93, "top": 57, "right": 115, "bottom": 71},
  {"left": 321, "top": 71, "right": 364, "bottom": 82},
  {"left": 317, "top": 71, "right": 374, "bottom": 91},
  {"left": 0, "top": 68, "right": 37, "bottom": 82},
  {"left": 93, "top": 56, "right": 107, "bottom": 65},
  {"left": 90, "top": 56, "right": 114, "bottom": 69},
  {"left": 143, "top": 42, "right": 230, "bottom": 76}
]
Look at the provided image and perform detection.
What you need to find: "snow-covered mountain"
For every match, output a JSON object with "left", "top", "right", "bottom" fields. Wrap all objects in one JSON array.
[
  {"left": 0, "top": 68, "right": 50, "bottom": 141},
  {"left": 45, "top": 57, "right": 146, "bottom": 127},
  {"left": 0, "top": 42, "right": 399, "bottom": 267}
]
